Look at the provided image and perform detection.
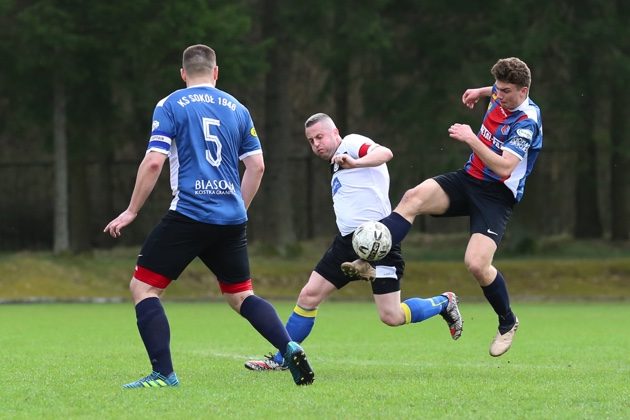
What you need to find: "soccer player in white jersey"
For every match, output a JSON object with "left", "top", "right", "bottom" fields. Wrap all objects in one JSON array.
[
  {"left": 244, "top": 113, "right": 463, "bottom": 371},
  {"left": 350, "top": 57, "right": 543, "bottom": 357},
  {"left": 104, "top": 44, "right": 313, "bottom": 387}
]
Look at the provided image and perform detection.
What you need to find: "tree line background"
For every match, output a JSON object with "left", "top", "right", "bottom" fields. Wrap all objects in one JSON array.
[{"left": 0, "top": 0, "right": 629, "bottom": 253}]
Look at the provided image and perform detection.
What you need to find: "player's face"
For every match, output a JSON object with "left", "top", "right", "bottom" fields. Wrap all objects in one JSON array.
[
  {"left": 495, "top": 81, "right": 528, "bottom": 110},
  {"left": 305, "top": 121, "right": 338, "bottom": 160}
]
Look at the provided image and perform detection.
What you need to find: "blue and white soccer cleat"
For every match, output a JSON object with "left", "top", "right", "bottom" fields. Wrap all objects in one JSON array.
[
  {"left": 122, "top": 371, "right": 180, "bottom": 389},
  {"left": 283, "top": 341, "right": 315, "bottom": 386}
]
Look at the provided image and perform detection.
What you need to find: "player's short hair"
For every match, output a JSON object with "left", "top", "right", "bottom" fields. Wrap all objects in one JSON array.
[
  {"left": 182, "top": 44, "right": 216, "bottom": 76},
  {"left": 305, "top": 113, "right": 336, "bottom": 129},
  {"left": 491, "top": 57, "right": 531, "bottom": 88}
]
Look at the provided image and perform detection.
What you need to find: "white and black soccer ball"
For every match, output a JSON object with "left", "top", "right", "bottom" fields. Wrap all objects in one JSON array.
[{"left": 351, "top": 221, "right": 392, "bottom": 261}]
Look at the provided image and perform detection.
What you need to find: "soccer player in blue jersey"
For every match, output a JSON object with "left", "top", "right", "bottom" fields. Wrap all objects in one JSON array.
[
  {"left": 243, "top": 113, "right": 463, "bottom": 372},
  {"left": 104, "top": 44, "right": 314, "bottom": 387},
  {"left": 345, "top": 57, "right": 542, "bottom": 357}
]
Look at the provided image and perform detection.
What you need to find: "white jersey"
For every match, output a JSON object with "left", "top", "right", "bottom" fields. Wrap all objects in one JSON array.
[{"left": 331, "top": 134, "right": 391, "bottom": 236}]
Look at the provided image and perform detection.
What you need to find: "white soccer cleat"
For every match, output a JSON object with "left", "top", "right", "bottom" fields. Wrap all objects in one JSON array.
[
  {"left": 440, "top": 292, "right": 463, "bottom": 340},
  {"left": 340, "top": 259, "right": 376, "bottom": 282},
  {"left": 489, "top": 317, "right": 519, "bottom": 357},
  {"left": 244, "top": 353, "right": 287, "bottom": 371}
]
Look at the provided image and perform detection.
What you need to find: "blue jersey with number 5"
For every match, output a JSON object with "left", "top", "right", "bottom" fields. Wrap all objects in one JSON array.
[{"left": 146, "top": 83, "right": 261, "bottom": 224}]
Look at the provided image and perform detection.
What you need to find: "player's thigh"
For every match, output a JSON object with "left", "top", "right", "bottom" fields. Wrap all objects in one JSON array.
[
  {"left": 199, "top": 223, "right": 251, "bottom": 284},
  {"left": 297, "top": 271, "right": 338, "bottom": 309},
  {"left": 137, "top": 212, "right": 204, "bottom": 281},
  {"left": 397, "top": 178, "right": 450, "bottom": 216},
  {"left": 314, "top": 234, "right": 361, "bottom": 289}
]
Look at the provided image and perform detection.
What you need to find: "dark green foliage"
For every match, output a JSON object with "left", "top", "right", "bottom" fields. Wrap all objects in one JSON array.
[{"left": 0, "top": 0, "right": 628, "bottom": 250}]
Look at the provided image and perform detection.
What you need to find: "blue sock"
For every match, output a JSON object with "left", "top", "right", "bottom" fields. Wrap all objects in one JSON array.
[
  {"left": 401, "top": 295, "right": 448, "bottom": 323},
  {"left": 240, "top": 295, "right": 291, "bottom": 355},
  {"left": 481, "top": 271, "right": 516, "bottom": 333},
  {"left": 135, "top": 297, "right": 173, "bottom": 376},
  {"left": 273, "top": 305, "right": 317, "bottom": 363},
  {"left": 379, "top": 212, "right": 412, "bottom": 244}
]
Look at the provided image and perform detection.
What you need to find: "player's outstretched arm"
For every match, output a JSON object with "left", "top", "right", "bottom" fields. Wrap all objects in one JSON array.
[
  {"left": 448, "top": 123, "right": 519, "bottom": 178},
  {"left": 332, "top": 144, "right": 393, "bottom": 169},
  {"left": 461, "top": 86, "right": 493, "bottom": 109},
  {"left": 104, "top": 151, "right": 167, "bottom": 238}
]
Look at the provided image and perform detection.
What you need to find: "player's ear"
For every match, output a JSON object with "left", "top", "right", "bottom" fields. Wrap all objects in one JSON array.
[
  {"left": 214, "top": 66, "right": 219, "bottom": 81},
  {"left": 180, "top": 68, "right": 186, "bottom": 82}
]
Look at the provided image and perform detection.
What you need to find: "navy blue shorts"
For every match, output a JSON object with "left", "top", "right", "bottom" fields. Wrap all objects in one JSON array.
[
  {"left": 314, "top": 232, "right": 405, "bottom": 295},
  {"left": 433, "top": 169, "right": 516, "bottom": 245},
  {"left": 136, "top": 211, "right": 251, "bottom": 286}
]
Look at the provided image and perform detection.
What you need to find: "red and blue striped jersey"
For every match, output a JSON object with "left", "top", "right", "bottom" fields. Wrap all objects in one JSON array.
[{"left": 464, "top": 84, "right": 543, "bottom": 202}]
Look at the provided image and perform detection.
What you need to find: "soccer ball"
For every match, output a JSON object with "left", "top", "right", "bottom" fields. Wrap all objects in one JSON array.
[{"left": 351, "top": 221, "right": 392, "bottom": 261}]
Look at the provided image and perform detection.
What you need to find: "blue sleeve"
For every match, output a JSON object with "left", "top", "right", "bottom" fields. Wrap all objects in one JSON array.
[
  {"left": 147, "top": 99, "right": 176, "bottom": 154},
  {"left": 503, "top": 119, "right": 538, "bottom": 159},
  {"left": 238, "top": 107, "right": 261, "bottom": 157}
]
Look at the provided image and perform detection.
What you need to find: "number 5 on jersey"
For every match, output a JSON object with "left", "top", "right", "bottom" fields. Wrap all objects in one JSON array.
[{"left": 203, "top": 117, "right": 222, "bottom": 167}]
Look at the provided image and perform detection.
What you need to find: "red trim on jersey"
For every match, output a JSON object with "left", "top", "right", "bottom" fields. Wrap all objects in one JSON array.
[
  {"left": 468, "top": 155, "right": 485, "bottom": 180},
  {"left": 134, "top": 265, "right": 171, "bottom": 289},
  {"left": 219, "top": 279, "right": 253, "bottom": 294},
  {"left": 358, "top": 143, "right": 370, "bottom": 158}
]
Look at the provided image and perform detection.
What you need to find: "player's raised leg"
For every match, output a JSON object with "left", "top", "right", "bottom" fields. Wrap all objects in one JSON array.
[
  {"left": 378, "top": 179, "right": 450, "bottom": 245},
  {"left": 374, "top": 289, "right": 462, "bottom": 339}
]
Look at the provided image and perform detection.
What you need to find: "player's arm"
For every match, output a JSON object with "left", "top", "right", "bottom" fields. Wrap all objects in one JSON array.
[
  {"left": 448, "top": 123, "right": 520, "bottom": 178},
  {"left": 241, "top": 152, "right": 265, "bottom": 210},
  {"left": 104, "top": 151, "right": 167, "bottom": 237},
  {"left": 332, "top": 144, "right": 393, "bottom": 169},
  {"left": 462, "top": 86, "right": 493, "bottom": 109}
]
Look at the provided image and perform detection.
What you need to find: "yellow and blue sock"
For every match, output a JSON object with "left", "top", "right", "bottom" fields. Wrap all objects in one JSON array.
[
  {"left": 273, "top": 305, "right": 318, "bottom": 364},
  {"left": 401, "top": 295, "right": 448, "bottom": 324}
]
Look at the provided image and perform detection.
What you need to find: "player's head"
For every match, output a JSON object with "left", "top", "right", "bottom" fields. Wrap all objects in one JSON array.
[
  {"left": 491, "top": 57, "right": 531, "bottom": 110},
  {"left": 304, "top": 113, "right": 341, "bottom": 161},
  {"left": 181, "top": 44, "right": 218, "bottom": 85}
]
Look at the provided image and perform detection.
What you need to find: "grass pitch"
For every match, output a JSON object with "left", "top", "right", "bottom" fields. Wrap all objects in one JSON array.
[{"left": 1, "top": 301, "right": 628, "bottom": 419}]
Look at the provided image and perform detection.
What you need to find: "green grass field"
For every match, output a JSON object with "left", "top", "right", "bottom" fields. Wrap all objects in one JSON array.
[{"left": 1, "top": 301, "right": 628, "bottom": 419}]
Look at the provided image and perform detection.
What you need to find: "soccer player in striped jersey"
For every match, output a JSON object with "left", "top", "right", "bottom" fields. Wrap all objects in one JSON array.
[
  {"left": 354, "top": 57, "right": 543, "bottom": 357},
  {"left": 244, "top": 113, "right": 463, "bottom": 372},
  {"left": 104, "top": 44, "right": 313, "bottom": 387}
]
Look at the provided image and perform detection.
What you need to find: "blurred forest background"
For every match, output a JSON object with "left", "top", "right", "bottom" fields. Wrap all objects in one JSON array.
[{"left": 1, "top": 0, "right": 629, "bottom": 254}]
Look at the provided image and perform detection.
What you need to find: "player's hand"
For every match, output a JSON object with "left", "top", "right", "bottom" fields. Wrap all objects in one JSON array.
[
  {"left": 448, "top": 123, "right": 476, "bottom": 144},
  {"left": 103, "top": 210, "right": 137, "bottom": 238},
  {"left": 462, "top": 89, "right": 481, "bottom": 109},
  {"left": 331, "top": 154, "right": 357, "bottom": 168}
]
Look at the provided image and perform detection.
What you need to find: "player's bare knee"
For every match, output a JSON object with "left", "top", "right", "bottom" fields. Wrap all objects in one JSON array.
[
  {"left": 379, "top": 310, "right": 405, "bottom": 326},
  {"left": 399, "top": 186, "right": 432, "bottom": 217},
  {"left": 465, "top": 258, "right": 490, "bottom": 282},
  {"left": 296, "top": 285, "right": 321, "bottom": 308}
]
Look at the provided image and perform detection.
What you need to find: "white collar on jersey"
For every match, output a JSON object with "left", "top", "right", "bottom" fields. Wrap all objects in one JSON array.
[
  {"left": 509, "top": 96, "right": 530, "bottom": 112},
  {"left": 187, "top": 82, "right": 216, "bottom": 88}
]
